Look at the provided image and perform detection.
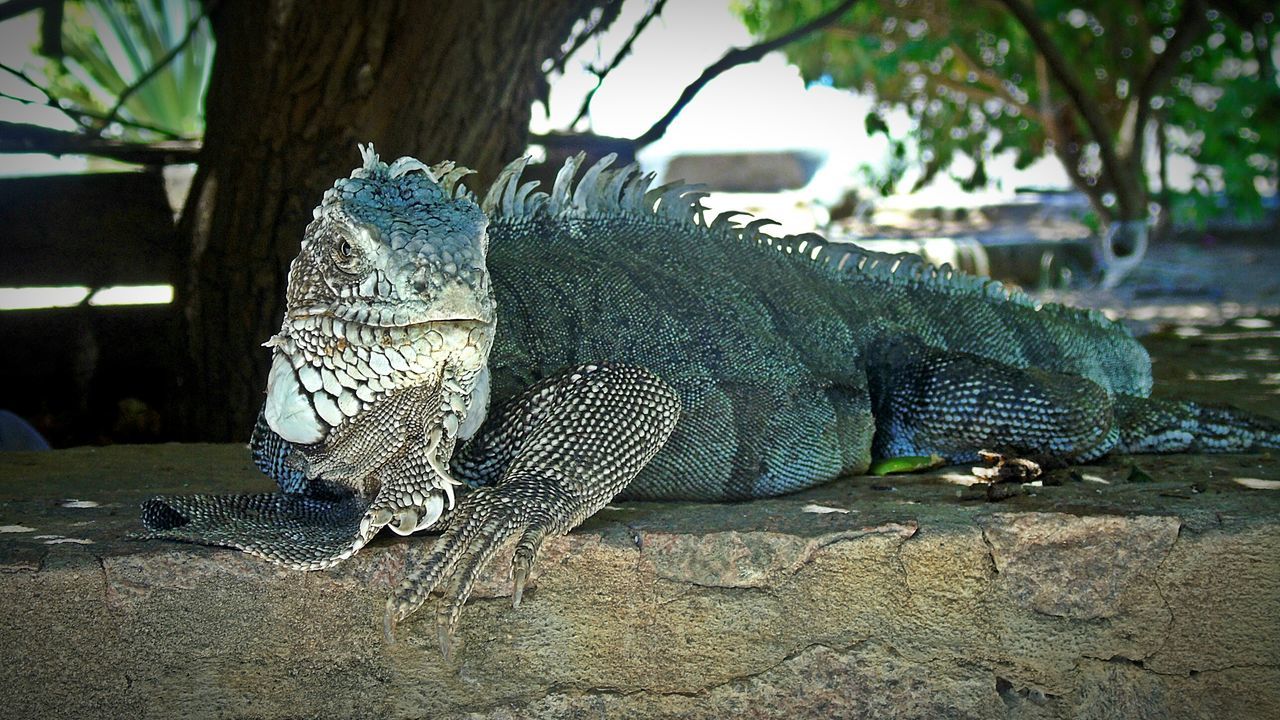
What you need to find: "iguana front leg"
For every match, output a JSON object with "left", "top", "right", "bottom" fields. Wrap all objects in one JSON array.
[{"left": 384, "top": 362, "right": 680, "bottom": 656}]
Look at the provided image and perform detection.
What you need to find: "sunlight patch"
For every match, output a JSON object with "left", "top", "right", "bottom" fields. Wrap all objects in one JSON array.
[
  {"left": 1233, "top": 477, "right": 1280, "bottom": 490},
  {"left": 0, "top": 286, "right": 90, "bottom": 310},
  {"left": 802, "top": 503, "right": 851, "bottom": 514},
  {"left": 88, "top": 285, "right": 174, "bottom": 306}
]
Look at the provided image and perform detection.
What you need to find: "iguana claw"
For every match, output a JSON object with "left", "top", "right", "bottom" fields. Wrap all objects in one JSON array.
[
  {"left": 360, "top": 506, "right": 394, "bottom": 537},
  {"left": 389, "top": 507, "right": 419, "bottom": 536},
  {"left": 511, "top": 562, "right": 529, "bottom": 608},
  {"left": 438, "top": 619, "right": 454, "bottom": 662},
  {"left": 383, "top": 598, "right": 399, "bottom": 645}
]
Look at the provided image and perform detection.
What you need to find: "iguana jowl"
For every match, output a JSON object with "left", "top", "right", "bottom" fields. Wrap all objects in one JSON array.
[{"left": 142, "top": 145, "right": 1280, "bottom": 654}]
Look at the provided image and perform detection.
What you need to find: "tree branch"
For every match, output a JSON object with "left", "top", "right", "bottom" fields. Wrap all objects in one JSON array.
[
  {"left": 928, "top": 71, "right": 1044, "bottom": 125},
  {"left": 1212, "top": 0, "right": 1274, "bottom": 30},
  {"left": 38, "top": 0, "right": 62, "bottom": 57},
  {"left": 1036, "top": 54, "right": 1110, "bottom": 222},
  {"left": 1132, "top": 0, "right": 1207, "bottom": 157},
  {"left": 570, "top": 0, "right": 668, "bottom": 128},
  {"left": 528, "top": 129, "right": 638, "bottom": 157},
  {"left": 628, "top": 0, "right": 861, "bottom": 149},
  {"left": 536, "top": 0, "right": 861, "bottom": 157},
  {"left": 0, "top": 0, "right": 49, "bottom": 23},
  {"left": 1048, "top": 123, "right": 1109, "bottom": 222},
  {"left": 0, "top": 119, "right": 200, "bottom": 164},
  {"left": 995, "top": 0, "right": 1136, "bottom": 218},
  {"left": 548, "top": 0, "right": 625, "bottom": 76},
  {"left": 0, "top": 61, "right": 93, "bottom": 131}
]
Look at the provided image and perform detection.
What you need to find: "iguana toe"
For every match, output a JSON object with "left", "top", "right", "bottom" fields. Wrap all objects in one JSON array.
[{"left": 510, "top": 524, "right": 547, "bottom": 608}]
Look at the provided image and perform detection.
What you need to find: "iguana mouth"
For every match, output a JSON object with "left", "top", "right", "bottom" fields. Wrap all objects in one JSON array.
[
  {"left": 287, "top": 305, "right": 492, "bottom": 329},
  {"left": 276, "top": 313, "right": 490, "bottom": 356}
]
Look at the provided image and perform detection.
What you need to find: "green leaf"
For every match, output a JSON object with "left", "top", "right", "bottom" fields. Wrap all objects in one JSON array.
[
  {"left": 42, "top": 0, "right": 212, "bottom": 140},
  {"left": 864, "top": 110, "right": 889, "bottom": 137},
  {"left": 868, "top": 455, "right": 945, "bottom": 476}
]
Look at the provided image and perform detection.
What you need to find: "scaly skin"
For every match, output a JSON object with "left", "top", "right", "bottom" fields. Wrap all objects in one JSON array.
[{"left": 142, "top": 146, "right": 1280, "bottom": 656}]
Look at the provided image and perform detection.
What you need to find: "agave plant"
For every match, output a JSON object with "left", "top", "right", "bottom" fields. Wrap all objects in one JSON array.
[{"left": 43, "top": 0, "right": 212, "bottom": 140}]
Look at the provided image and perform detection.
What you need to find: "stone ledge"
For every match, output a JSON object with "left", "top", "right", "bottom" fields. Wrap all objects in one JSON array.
[{"left": 2, "top": 444, "right": 1278, "bottom": 719}]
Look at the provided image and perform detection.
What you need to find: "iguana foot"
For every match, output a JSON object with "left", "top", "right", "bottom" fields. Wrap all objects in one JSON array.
[
  {"left": 971, "top": 449, "right": 1043, "bottom": 482},
  {"left": 382, "top": 363, "right": 681, "bottom": 658},
  {"left": 345, "top": 476, "right": 454, "bottom": 553},
  {"left": 382, "top": 478, "right": 557, "bottom": 658},
  {"left": 138, "top": 492, "right": 373, "bottom": 570}
]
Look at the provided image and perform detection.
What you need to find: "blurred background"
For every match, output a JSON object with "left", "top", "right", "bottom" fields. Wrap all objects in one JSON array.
[{"left": 0, "top": 0, "right": 1276, "bottom": 448}]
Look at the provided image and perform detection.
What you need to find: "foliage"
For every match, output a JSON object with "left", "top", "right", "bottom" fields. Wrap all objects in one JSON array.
[
  {"left": 738, "top": 0, "right": 1279, "bottom": 225},
  {"left": 1162, "top": 6, "right": 1279, "bottom": 223},
  {"left": 42, "top": 0, "right": 212, "bottom": 140}
]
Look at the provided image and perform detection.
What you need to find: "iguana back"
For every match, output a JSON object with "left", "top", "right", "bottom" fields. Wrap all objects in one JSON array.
[{"left": 482, "top": 155, "right": 1156, "bottom": 499}]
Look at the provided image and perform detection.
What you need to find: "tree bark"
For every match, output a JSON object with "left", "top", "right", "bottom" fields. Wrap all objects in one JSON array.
[{"left": 173, "top": 0, "right": 597, "bottom": 440}]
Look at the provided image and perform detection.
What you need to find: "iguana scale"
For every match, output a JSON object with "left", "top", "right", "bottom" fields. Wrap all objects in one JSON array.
[{"left": 141, "top": 146, "right": 1280, "bottom": 654}]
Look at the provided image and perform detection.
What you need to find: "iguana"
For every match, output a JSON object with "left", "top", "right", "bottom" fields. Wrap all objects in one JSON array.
[{"left": 141, "top": 145, "right": 1280, "bottom": 655}]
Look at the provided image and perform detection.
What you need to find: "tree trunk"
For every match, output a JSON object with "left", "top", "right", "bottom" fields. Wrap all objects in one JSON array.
[{"left": 173, "top": 0, "right": 597, "bottom": 440}]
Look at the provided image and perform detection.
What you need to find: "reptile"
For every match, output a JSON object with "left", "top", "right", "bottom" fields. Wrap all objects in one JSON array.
[{"left": 141, "top": 145, "right": 1280, "bottom": 655}]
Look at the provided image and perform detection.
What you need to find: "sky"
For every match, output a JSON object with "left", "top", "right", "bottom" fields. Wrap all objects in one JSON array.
[{"left": 0, "top": 13, "right": 94, "bottom": 176}]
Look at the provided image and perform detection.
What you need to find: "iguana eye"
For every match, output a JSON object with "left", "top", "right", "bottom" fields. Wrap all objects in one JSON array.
[{"left": 332, "top": 238, "right": 360, "bottom": 273}]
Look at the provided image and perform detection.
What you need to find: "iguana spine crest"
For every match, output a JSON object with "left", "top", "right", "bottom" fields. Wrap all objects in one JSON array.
[{"left": 475, "top": 152, "right": 1119, "bottom": 334}]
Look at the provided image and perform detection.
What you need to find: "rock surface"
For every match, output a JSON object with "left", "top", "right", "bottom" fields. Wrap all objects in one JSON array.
[{"left": 2, "top": 445, "right": 1278, "bottom": 719}]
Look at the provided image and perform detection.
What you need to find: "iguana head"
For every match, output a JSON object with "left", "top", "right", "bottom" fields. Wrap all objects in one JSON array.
[
  {"left": 285, "top": 145, "right": 494, "bottom": 333},
  {"left": 263, "top": 145, "right": 495, "bottom": 529}
]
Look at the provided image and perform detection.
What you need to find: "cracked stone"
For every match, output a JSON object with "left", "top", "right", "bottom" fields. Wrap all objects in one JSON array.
[
  {"left": 978, "top": 512, "right": 1181, "bottom": 620},
  {"left": 639, "top": 523, "right": 917, "bottom": 588},
  {"left": 2, "top": 444, "right": 1278, "bottom": 719}
]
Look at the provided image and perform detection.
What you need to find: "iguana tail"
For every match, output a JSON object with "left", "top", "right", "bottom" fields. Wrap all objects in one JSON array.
[{"left": 1116, "top": 395, "right": 1280, "bottom": 453}]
